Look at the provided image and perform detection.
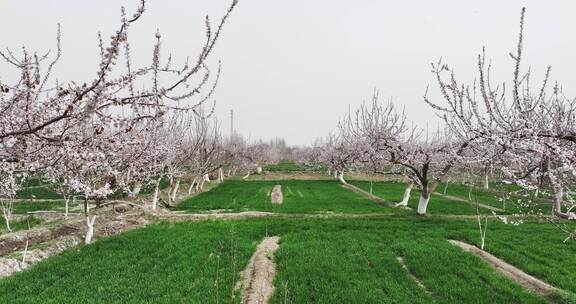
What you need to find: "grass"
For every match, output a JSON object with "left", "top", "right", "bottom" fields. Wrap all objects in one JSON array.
[
  {"left": 0, "top": 216, "right": 43, "bottom": 235},
  {"left": 350, "top": 181, "right": 494, "bottom": 215},
  {"left": 10, "top": 200, "right": 82, "bottom": 214},
  {"left": 2, "top": 178, "right": 575, "bottom": 303},
  {"left": 16, "top": 186, "right": 62, "bottom": 200},
  {"left": 349, "top": 180, "right": 555, "bottom": 216},
  {"left": 448, "top": 219, "right": 576, "bottom": 295},
  {"left": 174, "top": 180, "right": 395, "bottom": 214},
  {"left": 0, "top": 220, "right": 264, "bottom": 303},
  {"left": 264, "top": 160, "right": 318, "bottom": 172},
  {"left": 271, "top": 218, "right": 574, "bottom": 303},
  {"left": 438, "top": 182, "right": 553, "bottom": 215},
  {"left": 2, "top": 218, "right": 574, "bottom": 303}
]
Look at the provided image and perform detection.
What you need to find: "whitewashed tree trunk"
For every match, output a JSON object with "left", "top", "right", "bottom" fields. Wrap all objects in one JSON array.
[
  {"left": 151, "top": 178, "right": 161, "bottom": 210},
  {"left": 552, "top": 186, "right": 563, "bottom": 217},
  {"left": 85, "top": 215, "right": 96, "bottom": 244},
  {"left": 22, "top": 238, "right": 29, "bottom": 264},
  {"left": 396, "top": 183, "right": 414, "bottom": 207},
  {"left": 548, "top": 172, "right": 576, "bottom": 220},
  {"left": 369, "top": 180, "right": 373, "bottom": 195},
  {"left": 170, "top": 178, "right": 180, "bottom": 203},
  {"left": 130, "top": 182, "right": 142, "bottom": 198},
  {"left": 167, "top": 177, "right": 174, "bottom": 205},
  {"left": 203, "top": 174, "right": 210, "bottom": 182},
  {"left": 483, "top": 174, "right": 489, "bottom": 190},
  {"left": 337, "top": 170, "right": 347, "bottom": 184},
  {"left": 256, "top": 166, "right": 262, "bottom": 174},
  {"left": 188, "top": 178, "right": 197, "bottom": 195},
  {"left": 476, "top": 206, "right": 488, "bottom": 250},
  {"left": 242, "top": 171, "right": 251, "bottom": 180},
  {"left": 443, "top": 181, "right": 450, "bottom": 195},
  {"left": 417, "top": 192, "right": 430, "bottom": 215},
  {"left": 199, "top": 179, "right": 206, "bottom": 191},
  {"left": 1, "top": 200, "right": 13, "bottom": 232},
  {"left": 3, "top": 217, "right": 10, "bottom": 232},
  {"left": 333, "top": 170, "right": 338, "bottom": 179},
  {"left": 218, "top": 168, "right": 224, "bottom": 183},
  {"left": 83, "top": 196, "right": 96, "bottom": 244},
  {"left": 64, "top": 195, "right": 71, "bottom": 218},
  {"left": 327, "top": 169, "right": 332, "bottom": 176},
  {"left": 2, "top": 211, "right": 11, "bottom": 232}
]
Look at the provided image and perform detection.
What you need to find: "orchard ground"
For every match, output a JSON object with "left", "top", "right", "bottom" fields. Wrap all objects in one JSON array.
[{"left": 1, "top": 163, "right": 575, "bottom": 303}]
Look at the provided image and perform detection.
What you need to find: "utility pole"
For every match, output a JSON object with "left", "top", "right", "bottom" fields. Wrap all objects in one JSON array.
[{"left": 230, "top": 109, "right": 234, "bottom": 139}]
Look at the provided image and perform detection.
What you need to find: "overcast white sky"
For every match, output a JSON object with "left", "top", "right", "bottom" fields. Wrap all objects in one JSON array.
[{"left": 1, "top": 1, "right": 574, "bottom": 145}]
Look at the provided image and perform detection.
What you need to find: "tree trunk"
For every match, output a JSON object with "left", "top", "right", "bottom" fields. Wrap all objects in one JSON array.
[
  {"left": 2, "top": 211, "right": 11, "bottom": 232},
  {"left": 203, "top": 174, "right": 210, "bottom": 182},
  {"left": 548, "top": 172, "right": 576, "bottom": 220},
  {"left": 396, "top": 182, "right": 414, "bottom": 207},
  {"left": 242, "top": 171, "right": 251, "bottom": 180},
  {"left": 129, "top": 182, "right": 142, "bottom": 198},
  {"left": 553, "top": 187, "right": 565, "bottom": 217},
  {"left": 64, "top": 195, "right": 71, "bottom": 218},
  {"left": 369, "top": 180, "right": 373, "bottom": 195},
  {"left": 188, "top": 178, "right": 197, "bottom": 195},
  {"left": 218, "top": 168, "right": 224, "bottom": 183},
  {"left": 83, "top": 197, "right": 96, "bottom": 244},
  {"left": 483, "top": 174, "right": 489, "bottom": 190},
  {"left": 256, "top": 166, "right": 262, "bottom": 174},
  {"left": 170, "top": 178, "right": 180, "bottom": 203},
  {"left": 151, "top": 178, "right": 161, "bottom": 210},
  {"left": 443, "top": 180, "right": 450, "bottom": 195},
  {"left": 84, "top": 215, "right": 96, "bottom": 244},
  {"left": 417, "top": 192, "right": 430, "bottom": 215},
  {"left": 337, "top": 170, "right": 347, "bottom": 184},
  {"left": 1, "top": 200, "right": 12, "bottom": 232}
]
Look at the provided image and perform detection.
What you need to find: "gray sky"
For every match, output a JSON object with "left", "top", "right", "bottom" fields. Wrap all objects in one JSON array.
[{"left": 1, "top": 1, "right": 575, "bottom": 145}]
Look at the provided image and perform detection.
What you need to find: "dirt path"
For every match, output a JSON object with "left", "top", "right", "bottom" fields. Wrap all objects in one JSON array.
[
  {"left": 341, "top": 183, "right": 391, "bottom": 206},
  {"left": 239, "top": 236, "right": 280, "bottom": 304},
  {"left": 162, "top": 210, "right": 540, "bottom": 222},
  {"left": 396, "top": 257, "right": 430, "bottom": 294},
  {"left": 0, "top": 223, "right": 83, "bottom": 256},
  {"left": 0, "top": 205, "right": 149, "bottom": 278},
  {"left": 0, "top": 235, "right": 81, "bottom": 278},
  {"left": 433, "top": 192, "right": 504, "bottom": 212},
  {"left": 157, "top": 211, "right": 276, "bottom": 222},
  {"left": 271, "top": 185, "right": 283, "bottom": 204},
  {"left": 448, "top": 240, "right": 557, "bottom": 296}
]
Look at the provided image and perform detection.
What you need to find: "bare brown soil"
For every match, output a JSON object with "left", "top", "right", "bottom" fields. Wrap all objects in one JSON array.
[
  {"left": 0, "top": 204, "right": 149, "bottom": 278},
  {"left": 0, "top": 235, "right": 81, "bottom": 278},
  {"left": 0, "top": 223, "right": 82, "bottom": 256},
  {"left": 156, "top": 211, "right": 276, "bottom": 222},
  {"left": 238, "top": 236, "right": 280, "bottom": 304},
  {"left": 271, "top": 185, "right": 283, "bottom": 204}
]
